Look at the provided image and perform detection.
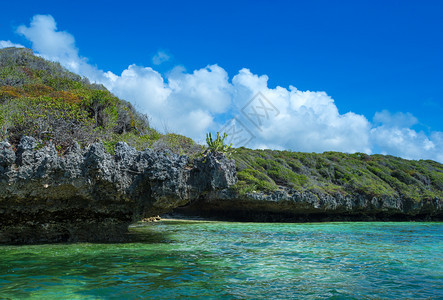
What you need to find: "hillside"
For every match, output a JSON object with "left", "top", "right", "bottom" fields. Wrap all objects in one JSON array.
[
  {"left": 178, "top": 147, "right": 442, "bottom": 221},
  {"left": 0, "top": 47, "right": 199, "bottom": 155},
  {"left": 232, "top": 148, "right": 442, "bottom": 203}
]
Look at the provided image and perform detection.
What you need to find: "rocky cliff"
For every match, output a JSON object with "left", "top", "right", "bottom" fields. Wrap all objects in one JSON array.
[
  {"left": 173, "top": 148, "right": 443, "bottom": 222},
  {"left": 0, "top": 136, "right": 236, "bottom": 244},
  {"left": 1, "top": 136, "right": 442, "bottom": 245},
  {"left": 174, "top": 187, "right": 442, "bottom": 222}
]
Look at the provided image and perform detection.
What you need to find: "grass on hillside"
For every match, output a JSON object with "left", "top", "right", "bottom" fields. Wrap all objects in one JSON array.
[{"left": 232, "top": 148, "right": 443, "bottom": 201}]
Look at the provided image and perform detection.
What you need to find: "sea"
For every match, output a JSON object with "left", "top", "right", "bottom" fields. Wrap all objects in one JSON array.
[{"left": 0, "top": 221, "right": 442, "bottom": 299}]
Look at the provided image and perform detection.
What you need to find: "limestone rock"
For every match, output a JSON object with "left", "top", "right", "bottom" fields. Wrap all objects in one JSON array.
[
  {"left": 176, "top": 185, "right": 442, "bottom": 222},
  {"left": 0, "top": 137, "right": 236, "bottom": 244}
]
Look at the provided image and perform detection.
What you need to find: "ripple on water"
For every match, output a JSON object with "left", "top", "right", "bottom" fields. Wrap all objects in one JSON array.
[{"left": 0, "top": 222, "right": 442, "bottom": 299}]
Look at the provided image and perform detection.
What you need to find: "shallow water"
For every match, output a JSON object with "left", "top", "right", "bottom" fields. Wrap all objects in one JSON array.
[{"left": 0, "top": 221, "right": 442, "bottom": 299}]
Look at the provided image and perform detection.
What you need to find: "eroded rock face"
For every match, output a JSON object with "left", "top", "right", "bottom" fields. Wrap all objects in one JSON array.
[
  {"left": 2, "top": 135, "right": 441, "bottom": 243},
  {"left": 0, "top": 137, "right": 236, "bottom": 244},
  {"left": 175, "top": 186, "right": 442, "bottom": 222},
  {"left": 190, "top": 152, "right": 237, "bottom": 195}
]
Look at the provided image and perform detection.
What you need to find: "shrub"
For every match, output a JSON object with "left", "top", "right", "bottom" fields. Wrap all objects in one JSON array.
[{"left": 204, "top": 132, "right": 235, "bottom": 157}]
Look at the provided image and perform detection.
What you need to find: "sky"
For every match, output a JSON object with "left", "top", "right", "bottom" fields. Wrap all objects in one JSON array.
[{"left": 0, "top": 0, "right": 442, "bottom": 162}]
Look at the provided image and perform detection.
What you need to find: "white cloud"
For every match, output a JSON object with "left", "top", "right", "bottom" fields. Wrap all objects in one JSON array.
[
  {"left": 16, "top": 15, "right": 107, "bottom": 83},
  {"left": 152, "top": 50, "right": 171, "bottom": 65},
  {"left": 373, "top": 110, "right": 418, "bottom": 128},
  {"left": 10, "top": 14, "right": 443, "bottom": 162},
  {"left": 103, "top": 64, "right": 233, "bottom": 138},
  {"left": 168, "top": 65, "right": 233, "bottom": 114},
  {"left": 107, "top": 64, "right": 171, "bottom": 111},
  {"left": 17, "top": 15, "right": 77, "bottom": 64},
  {"left": 0, "top": 40, "right": 24, "bottom": 49},
  {"left": 370, "top": 112, "right": 443, "bottom": 162},
  {"left": 230, "top": 70, "right": 372, "bottom": 153}
]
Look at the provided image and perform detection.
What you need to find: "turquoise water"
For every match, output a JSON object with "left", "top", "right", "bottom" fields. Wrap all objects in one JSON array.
[{"left": 0, "top": 222, "right": 442, "bottom": 299}]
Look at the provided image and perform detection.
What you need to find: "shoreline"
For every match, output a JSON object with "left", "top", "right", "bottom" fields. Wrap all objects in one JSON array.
[{"left": 137, "top": 213, "right": 443, "bottom": 225}]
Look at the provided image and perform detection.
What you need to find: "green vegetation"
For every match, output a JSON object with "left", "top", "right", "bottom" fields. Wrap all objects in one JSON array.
[
  {"left": 232, "top": 148, "right": 443, "bottom": 201},
  {"left": 0, "top": 47, "right": 200, "bottom": 156},
  {"left": 204, "top": 132, "right": 235, "bottom": 157}
]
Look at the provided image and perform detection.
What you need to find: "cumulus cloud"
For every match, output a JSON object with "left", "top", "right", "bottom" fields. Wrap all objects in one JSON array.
[
  {"left": 370, "top": 112, "right": 443, "bottom": 162},
  {"left": 103, "top": 64, "right": 234, "bottom": 138},
  {"left": 152, "top": 50, "right": 171, "bottom": 65},
  {"left": 373, "top": 110, "right": 418, "bottom": 128},
  {"left": 8, "top": 14, "right": 443, "bottom": 162},
  {"left": 168, "top": 65, "right": 233, "bottom": 114},
  {"left": 0, "top": 40, "right": 24, "bottom": 49},
  {"left": 107, "top": 65, "right": 171, "bottom": 111},
  {"left": 229, "top": 69, "right": 372, "bottom": 153},
  {"left": 17, "top": 15, "right": 77, "bottom": 62},
  {"left": 16, "top": 15, "right": 107, "bottom": 83}
]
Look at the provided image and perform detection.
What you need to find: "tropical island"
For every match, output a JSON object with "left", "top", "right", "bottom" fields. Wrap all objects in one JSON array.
[{"left": 0, "top": 47, "right": 442, "bottom": 244}]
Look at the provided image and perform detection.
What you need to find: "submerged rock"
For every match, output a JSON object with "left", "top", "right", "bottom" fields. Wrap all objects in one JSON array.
[{"left": 0, "top": 137, "right": 236, "bottom": 244}]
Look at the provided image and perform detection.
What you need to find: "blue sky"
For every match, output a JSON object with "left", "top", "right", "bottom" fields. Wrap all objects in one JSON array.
[{"left": 1, "top": 0, "right": 442, "bottom": 161}]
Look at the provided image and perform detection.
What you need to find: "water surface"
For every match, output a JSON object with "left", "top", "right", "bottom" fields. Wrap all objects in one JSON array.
[{"left": 0, "top": 221, "right": 442, "bottom": 299}]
